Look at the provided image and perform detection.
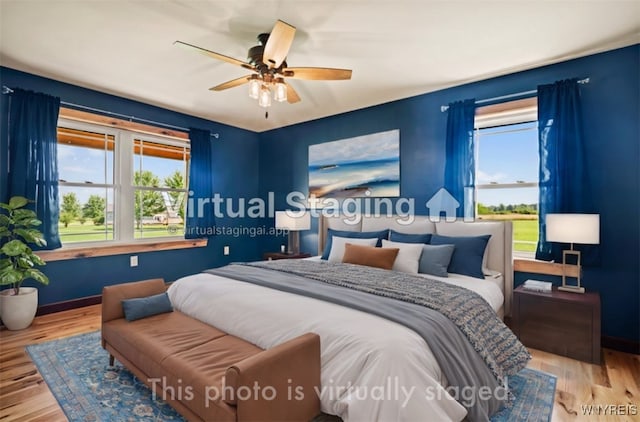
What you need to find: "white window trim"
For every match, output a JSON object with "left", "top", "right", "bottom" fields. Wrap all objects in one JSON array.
[
  {"left": 117, "top": 131, "right": 133, "bottom": 241},
  {"left": 57, "top": 118, "right": 190, "bottom": 247}
]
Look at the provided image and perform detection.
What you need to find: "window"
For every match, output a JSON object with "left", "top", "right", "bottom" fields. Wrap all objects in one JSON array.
[
  {"left": 57, "top": 119, "right": 189, "bottom": 245},
  {"left": 57, "top": 126, "right": 115, "bottom": 243},
  {"left": 133, "top": 138, "right": 189, "bottom": 239},
  {"left": 474, "top": 98, "right": 539, "bottom": 256}
]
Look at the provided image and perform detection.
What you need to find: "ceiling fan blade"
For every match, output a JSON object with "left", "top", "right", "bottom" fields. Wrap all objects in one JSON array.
[
  {"left": 174, "top": 41, "right": 255, "bottom": 71},
  {"left": 286, "top": 82, "right": 301, "bottom": 104},
  {"left": 283, "top": 67, "right": 352, "bottom": 80},
  {"left": 209, "top": 75, "right": 252, "bottom": 91},
  {"left": 263, "top": 20, "right": 296, "bottom": 69}
]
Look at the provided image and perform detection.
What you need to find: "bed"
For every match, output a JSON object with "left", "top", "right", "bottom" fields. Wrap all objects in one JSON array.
[{"left": 167, "top": 215, "right": 527, "bottom": 422}]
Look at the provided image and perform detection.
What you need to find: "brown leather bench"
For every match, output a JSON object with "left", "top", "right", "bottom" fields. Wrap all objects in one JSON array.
[{"left": 102, "top": 278, "right": 321, "bottom": 422}]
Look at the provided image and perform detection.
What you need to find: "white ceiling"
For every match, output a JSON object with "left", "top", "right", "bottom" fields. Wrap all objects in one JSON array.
[{"left": 1, "top": 1, "right": 638, "bottom": 133}]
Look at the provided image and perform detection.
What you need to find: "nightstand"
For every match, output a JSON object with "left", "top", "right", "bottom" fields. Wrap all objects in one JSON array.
[
  {"left": 263, "top": 252, "right": 312, "bottom": 261},
  {"left": 513, "top": 285, "right": 601, "bottom": 364}
]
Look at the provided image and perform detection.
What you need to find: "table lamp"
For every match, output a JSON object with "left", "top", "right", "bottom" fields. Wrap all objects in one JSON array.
[
  {"left": 275, "top": 211, "right": 310, "bottom": 254},
  {"left": 545, "top": 213, "right": 600, "bottom": 293}
]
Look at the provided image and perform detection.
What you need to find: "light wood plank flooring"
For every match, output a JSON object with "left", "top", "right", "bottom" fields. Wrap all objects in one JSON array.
[{"left": 1, "top": 305, "right": 638, "bottom": 421}]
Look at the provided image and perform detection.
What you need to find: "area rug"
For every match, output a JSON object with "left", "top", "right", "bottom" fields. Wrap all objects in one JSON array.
[{"left": 26, "top": 331, "right": 556, "bottom": 421}]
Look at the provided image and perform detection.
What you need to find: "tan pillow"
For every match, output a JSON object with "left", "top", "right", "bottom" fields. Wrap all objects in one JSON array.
[{"left": 342, "top": 243, "right": 399, "bottom": 270}]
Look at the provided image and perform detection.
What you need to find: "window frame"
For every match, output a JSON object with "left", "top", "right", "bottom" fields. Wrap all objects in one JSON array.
[
  {"left": 473, "top": 98, "right": 539, "bottom": 258},
  {"left": 130, "top": 134, "right": 190, "bottom": 240},
  {"left": 56, "top": 117, "right": 191, "bottom": 248},
  {"left": 57, "top": 119, "right": 119, "bottom": 244}
]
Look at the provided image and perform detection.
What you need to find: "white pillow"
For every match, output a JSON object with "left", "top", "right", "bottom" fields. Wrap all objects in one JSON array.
[
  {"left": 381, "top": 239, "right": 424, "bottom": 274},
  {"left": 328, "top": 236, "right": 378, "bottom": 262}
]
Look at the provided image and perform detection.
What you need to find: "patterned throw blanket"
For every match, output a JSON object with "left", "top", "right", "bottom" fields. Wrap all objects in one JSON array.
[{"left": 243, "top": 259, "right": 531, "bottom": 382}]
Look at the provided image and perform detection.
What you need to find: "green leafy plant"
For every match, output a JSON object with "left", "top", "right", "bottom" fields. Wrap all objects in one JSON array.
[{"left": 0, "top": 196, "right": 49, "bottom": 295}]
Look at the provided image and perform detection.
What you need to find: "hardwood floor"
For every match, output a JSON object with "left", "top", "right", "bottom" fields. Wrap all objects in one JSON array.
[
  {"left": 0, "top": 305, "right": 638, "bottom": 421},
  {"left": 0, "top": 305, "right": 100, "bottom": 422}
]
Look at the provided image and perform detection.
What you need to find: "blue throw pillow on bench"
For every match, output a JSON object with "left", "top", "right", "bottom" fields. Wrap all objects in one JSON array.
[
  {"left": 122, "top": 292, "right": 173, "bottom": 321},
  {"left": 430, "top": 234, "right": 491, "bottom": 279},
  {"left": 321, "top": 228, "right": 389, "bottom": 260}
]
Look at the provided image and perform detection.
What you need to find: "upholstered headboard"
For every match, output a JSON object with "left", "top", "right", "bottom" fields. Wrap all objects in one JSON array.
[{"left": 317, "top": 215, "right": 514, "bottom": 317}]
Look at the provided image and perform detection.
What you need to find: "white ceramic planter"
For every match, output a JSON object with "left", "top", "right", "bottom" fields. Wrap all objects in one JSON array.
[{"left": 0, "top": 287, "right": 38, "bottom": 330}]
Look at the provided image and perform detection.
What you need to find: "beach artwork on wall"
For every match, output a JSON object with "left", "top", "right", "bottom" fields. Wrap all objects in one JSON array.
[{"left": 308, "top": 129, "right": 400, "bottom": 198}]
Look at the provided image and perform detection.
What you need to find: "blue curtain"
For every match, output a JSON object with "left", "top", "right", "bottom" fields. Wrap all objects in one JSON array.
[
  {"left": 535, "top": 79, "right": 597, "bottom": 263},
  {"left": 8, "top": 88, "right": 61, "bottom": 250},
  {"left": 185, "top": 128, "right": 215, "bottom": 239},
  {"left": 444, "top": 99, "right": 476, "bottom": 218}
]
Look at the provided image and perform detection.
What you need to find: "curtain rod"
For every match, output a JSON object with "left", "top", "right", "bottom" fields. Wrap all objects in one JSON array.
[
  {"left": 2, "top": 85, "right": 219, "bottom": 138},
  {"left": 440, "top": 77, "right": 590, "bottom": 112}
]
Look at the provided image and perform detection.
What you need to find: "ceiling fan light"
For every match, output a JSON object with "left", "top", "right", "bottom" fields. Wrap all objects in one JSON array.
[
  {"left": 248, "top": 77, "right": 260, "bottom": 99},
  {"left": 258, "top": 85, "right": 272, "bottom": 108},
  {"left": 274, "top": 78, "right": 287, "bottom": 102}
]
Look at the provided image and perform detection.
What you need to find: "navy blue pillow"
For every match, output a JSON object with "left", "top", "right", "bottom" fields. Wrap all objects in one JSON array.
[
  {"left": 122, "top": 292, "right": 173, "bottom": 321},
  {"left": 321, "top": 229, "right": 389, "bottom": 260},
  {"left": 389, "top": 230, "right": 432, "bottom": 244},
  {"left": 430, "top": 234, "right": 491, "bottom": 279}
]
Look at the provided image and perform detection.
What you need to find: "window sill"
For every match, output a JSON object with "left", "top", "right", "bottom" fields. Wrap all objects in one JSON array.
[
  {"left": 35, "top": 238, "right": 208, "bottom": 262},
  {"left": 513, "top": 258, "right": 579, "bottom": 277},
  {"left": 513, "top": 250, "right": 535, "bottom": 260}
]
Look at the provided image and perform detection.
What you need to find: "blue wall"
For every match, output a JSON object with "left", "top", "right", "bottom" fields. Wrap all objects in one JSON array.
[
  {"left": 257, "top": 45, "right": 640, "bottom": 343},
  {"left": 0, "top": 67, "right": 262, "bottom": 304},
  {"left": 1, "top": 45, "right": 638, "bottom": 343}
]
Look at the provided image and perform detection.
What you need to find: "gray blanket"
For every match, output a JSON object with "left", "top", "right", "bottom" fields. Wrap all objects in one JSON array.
[{"left": 206, "top": 260, "right": 530, "bottom": 421}]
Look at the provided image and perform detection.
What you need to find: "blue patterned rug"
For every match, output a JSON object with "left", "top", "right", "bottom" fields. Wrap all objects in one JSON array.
[{"left": 26, "top": 331, "right": 556, "bottom": 421}]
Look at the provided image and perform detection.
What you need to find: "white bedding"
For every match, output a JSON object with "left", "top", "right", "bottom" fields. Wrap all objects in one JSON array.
[{"left": 168, "top": 265, "right": 504, "bottom": 421}]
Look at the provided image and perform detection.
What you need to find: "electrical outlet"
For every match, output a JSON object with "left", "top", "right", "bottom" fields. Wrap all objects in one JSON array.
[
  {"left": 130, "top": 255, "right": 138, "bottom": 267},
  {"left": 223, "top": 246, "right": 230, "bottom": 256}
]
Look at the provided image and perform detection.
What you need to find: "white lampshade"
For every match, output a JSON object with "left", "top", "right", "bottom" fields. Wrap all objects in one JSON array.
[
  {"left": 546, "top": 213, "right": 600, "bottom": 245},
  {"left": 275, "top": 211, "right": 311, "bottom": 231}
]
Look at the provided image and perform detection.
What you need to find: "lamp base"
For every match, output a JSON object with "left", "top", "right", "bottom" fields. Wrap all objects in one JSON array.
[
  {"left": 558, "top": 285, "right": 585, "bottom": 294},
  {"left": 560, "top": 249, "right": 585, "bottom": 294},
  {"left": 288, "top": 231, "right": 301, "bottom": 255}
]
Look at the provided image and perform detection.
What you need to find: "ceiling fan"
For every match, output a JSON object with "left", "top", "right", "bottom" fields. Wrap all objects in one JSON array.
[{"left": 175, "top": 20, "right": 352, "bottom": 117}]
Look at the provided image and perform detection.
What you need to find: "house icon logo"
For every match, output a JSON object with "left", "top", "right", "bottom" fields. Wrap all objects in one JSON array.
[{"left": 425, "top": 188, "right": 459, "bottom": 222}]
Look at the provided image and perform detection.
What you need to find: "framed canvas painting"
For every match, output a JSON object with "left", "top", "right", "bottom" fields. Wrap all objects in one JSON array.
[{"left": 308, "top": 129, "right": 400, "bottom": 198}]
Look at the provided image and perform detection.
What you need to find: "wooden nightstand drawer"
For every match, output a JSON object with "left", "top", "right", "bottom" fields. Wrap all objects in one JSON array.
[{"left": 513, "top": 286, "right": 601, "bottom": 364}]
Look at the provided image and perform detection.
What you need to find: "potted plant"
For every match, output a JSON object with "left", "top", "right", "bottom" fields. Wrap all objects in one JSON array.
[{"left": 0, "top": 196, "right": 49, "bottom": 330}]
